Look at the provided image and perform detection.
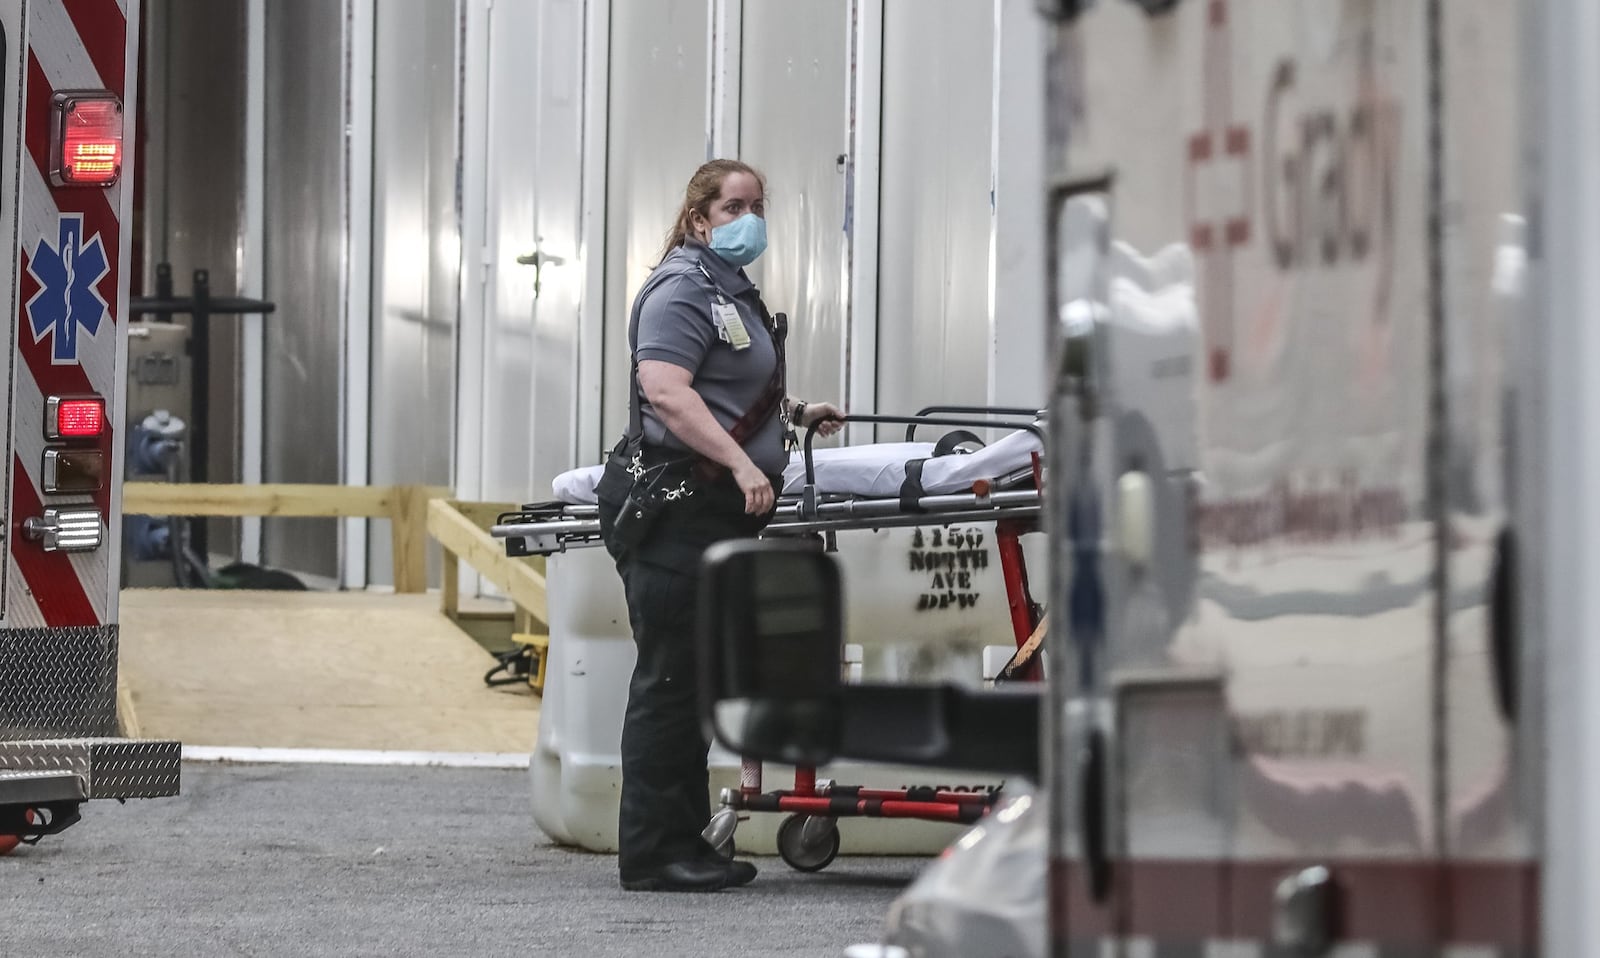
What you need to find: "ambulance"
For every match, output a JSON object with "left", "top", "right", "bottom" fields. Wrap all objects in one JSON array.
[
  {"left": 0, "top": 0, "right": 180, "bottom": 851},
  {"left": 703, "top": 0, "right": 1596, "bottom": 954}
]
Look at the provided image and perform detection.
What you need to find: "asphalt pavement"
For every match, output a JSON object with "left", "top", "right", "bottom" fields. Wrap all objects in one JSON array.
[{"left": 1, "top": 762, "right": 924, "bottom": 957}]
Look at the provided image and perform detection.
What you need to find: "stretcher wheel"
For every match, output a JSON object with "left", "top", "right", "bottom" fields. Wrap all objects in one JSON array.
[
  {"left": 713, "top": 835, "right": 736, "bottom": 860},
  {"left": 777, "top": 814, "right": 840, "bottom": 872}
]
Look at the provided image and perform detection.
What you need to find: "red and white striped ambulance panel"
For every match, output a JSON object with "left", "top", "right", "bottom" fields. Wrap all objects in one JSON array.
[{"left": 0, "top": 0, "right": 177, "bottom": 809}]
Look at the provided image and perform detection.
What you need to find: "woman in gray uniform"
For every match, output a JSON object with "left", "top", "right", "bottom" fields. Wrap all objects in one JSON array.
[{"left": 596, "top": 159, "right": 843, "bottom": 892}]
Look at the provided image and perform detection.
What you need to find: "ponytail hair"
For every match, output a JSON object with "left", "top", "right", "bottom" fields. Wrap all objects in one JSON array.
[{"left": 658, "top": 159, "right": 766, "bottom": 264}]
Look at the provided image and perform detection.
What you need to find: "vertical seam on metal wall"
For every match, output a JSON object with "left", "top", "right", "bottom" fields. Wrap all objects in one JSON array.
[
  {"left": 864, "top": 0, "right": 884, "bottom": 438},
  {"left": 1425, "top": 0, "right": 1454, "bottom": 935},
  {"left": 597, "top": 0, "right": 613, "bottom": 457},
  {"left": 706, "top": 0, "right": 716, "bottom": 159},
  {"left": 734, "top": 0, "right": 743, "bottom": 158},
  {"left": 156, "top": 0, "right": 169, "bottom": 265},
  {"left": 341, "top": 0, "right": 376, "bottom": 587},
  {"left": 240, "top": 0, "right": 266, "bottom": 565},
  {"left": 571, "top": 0, "right": 588, "bottom": 467},
  {"left": 449, "top": 0, "right": 468, "bottom": 487},
  {"left": 842, "top": 0, "right": 858, "bottom": 427}
]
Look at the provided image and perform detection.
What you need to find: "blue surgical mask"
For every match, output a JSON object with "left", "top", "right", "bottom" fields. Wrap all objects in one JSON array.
[{"left": 708, "top": 213, "right": 767, "bottom": 268}]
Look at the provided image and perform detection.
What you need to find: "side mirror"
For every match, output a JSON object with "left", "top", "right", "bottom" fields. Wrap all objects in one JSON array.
[{"left": 697, "top": 538, "right": 844, "bottom": 767}]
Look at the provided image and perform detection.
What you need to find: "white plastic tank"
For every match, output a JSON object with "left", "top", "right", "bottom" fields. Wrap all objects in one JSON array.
[{"left": 529, "top": 523, "right": 1044, "bottom": 856}]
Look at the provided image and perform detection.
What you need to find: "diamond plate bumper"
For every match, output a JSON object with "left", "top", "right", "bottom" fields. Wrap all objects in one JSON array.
[
  {"left": 0, "top": 625, "right": 120, "bottom": 739},
  {"left": 0, "top": 738, "right": 180, "bottom": 800}
]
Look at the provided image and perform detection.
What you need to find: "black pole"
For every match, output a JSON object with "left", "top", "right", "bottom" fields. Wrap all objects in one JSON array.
[
  {"left": 128, "top": 262, "right": 275, "bottom": 587},
  {"left": 190, "top": 268, "right": 210, "bottom": 563},
  {"left": 155, "top": 261, "right": 173, "bottom": 305}
]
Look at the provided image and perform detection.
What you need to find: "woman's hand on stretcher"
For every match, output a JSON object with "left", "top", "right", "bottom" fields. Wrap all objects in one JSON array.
[{"left": 800, "top": 402, "right": 846, "bottom": 438}]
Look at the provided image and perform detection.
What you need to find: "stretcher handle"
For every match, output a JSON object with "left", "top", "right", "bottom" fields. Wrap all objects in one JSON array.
[
  {"left": 906, "top": 405, "right": 1041, "bottom": 441},
  {"left": 801, "top": 413, "right": 1045, "bottom": 487}
]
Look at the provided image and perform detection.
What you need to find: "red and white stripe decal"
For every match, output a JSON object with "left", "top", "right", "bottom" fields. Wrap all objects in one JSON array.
[
  {"left": 60, "top": 0, "right": 127, "bottom": 89},
  {"left": 8, "top": 0, "right": 129, "bottom": 627}
]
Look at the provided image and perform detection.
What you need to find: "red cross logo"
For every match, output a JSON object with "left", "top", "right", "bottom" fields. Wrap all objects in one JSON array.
[{"left": 1184, "top": 0, "right": 1252, "bottom": 383}]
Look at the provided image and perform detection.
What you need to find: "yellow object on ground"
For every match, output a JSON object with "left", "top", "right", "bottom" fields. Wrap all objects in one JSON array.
[
  {"left": 118, "top": 589, "right": 539, "bottom": 753},
  {"left": 518, "top": 634, "right": 550, "bottom": 692}
]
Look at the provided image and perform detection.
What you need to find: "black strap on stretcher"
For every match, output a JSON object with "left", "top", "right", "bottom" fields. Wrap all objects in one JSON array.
[
  {"left": 900, "top": 459, "right": 929, "bottom": 513},
  {"left": 897, "top": 428, "right": 989, "bottom": 510}
]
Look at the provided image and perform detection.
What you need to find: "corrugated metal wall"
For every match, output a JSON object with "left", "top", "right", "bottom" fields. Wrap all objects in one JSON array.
[
  {"left": 472, "top": 0, "right": 540, "bottom": 506},
  {"left": 740, "top": 0, "right": 851, "bottom": 417},
  {"left": 367, "top": 0, "right": 459, "bottom": 585},
  {"left": 521, "top": 0, "right": 587, "bottom": 498},
  {"left": 875, "top": 0, "right": 997, "bottom": 416},
  {"left": 600, "top": 0, "right": 713, "bottom": 449},
  {"left": 262, "top": 0, "right": 346, "bottom": 580},
  {"left": 137, "top": 0, "right": 1041, "bottom": 586}
]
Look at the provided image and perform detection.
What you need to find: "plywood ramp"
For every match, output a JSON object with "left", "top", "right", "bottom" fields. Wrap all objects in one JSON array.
[{"left": 118, "top": 590, "right": 539, "bottom": 753}]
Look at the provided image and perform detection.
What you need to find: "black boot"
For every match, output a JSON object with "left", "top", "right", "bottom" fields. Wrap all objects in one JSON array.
[{"left": 620, "top": 859, "right": 734, "bottom": 893}]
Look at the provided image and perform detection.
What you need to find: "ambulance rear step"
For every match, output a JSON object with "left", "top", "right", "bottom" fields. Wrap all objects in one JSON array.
[{"left": 0, "top": 738, "right": 181, "bottom": 840}]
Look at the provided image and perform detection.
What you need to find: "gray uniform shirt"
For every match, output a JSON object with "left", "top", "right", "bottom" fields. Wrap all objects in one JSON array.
[{"left": 630, "top": 239, "right": 788, "bottom": 476}]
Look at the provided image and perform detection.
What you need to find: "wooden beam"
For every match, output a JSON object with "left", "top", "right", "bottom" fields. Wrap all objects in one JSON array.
[
  {"left": 122, "top": 483, "right": 451, "bottom": 592},
  {"left": 389, "top": 485, "right": 437, "bottom": 594},
  {"left": 124, "top": 482, "right": 399, "bottom": 518},
  {"left": 441, "top": 549, "right": 460, "bottom": 617},
  {"left": 436, "top": 501, "right": 518, "bottom": 616},
  {"left": 427, "top": 499, "right": 547, "bottom": 625}
]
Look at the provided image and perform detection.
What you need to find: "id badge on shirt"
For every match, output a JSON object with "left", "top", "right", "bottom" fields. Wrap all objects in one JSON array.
[{"left": 713, "top": 301, "right": 752, "bottom": 351}]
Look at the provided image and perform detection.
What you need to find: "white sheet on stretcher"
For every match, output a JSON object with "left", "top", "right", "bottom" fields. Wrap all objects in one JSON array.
[{"left": 550, "top": 428, "right": 1042, "bottom": 505}]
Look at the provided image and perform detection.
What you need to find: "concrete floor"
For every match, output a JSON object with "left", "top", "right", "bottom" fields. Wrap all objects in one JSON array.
[{"left": 2, "top": 762, "right": 921, "bottom": 957}]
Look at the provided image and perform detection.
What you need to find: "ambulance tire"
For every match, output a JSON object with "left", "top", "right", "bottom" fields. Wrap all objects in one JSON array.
[{"left": 777, "top": 814, "right": 840, "bottom": 872}]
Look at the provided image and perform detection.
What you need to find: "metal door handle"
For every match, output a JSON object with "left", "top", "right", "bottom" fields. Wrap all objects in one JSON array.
[
  {"left": 516, "top": 248, "right": 566, "bottom": 297},
  {"left": 23, "top": 508, "right": 102, "bottom": 553}
]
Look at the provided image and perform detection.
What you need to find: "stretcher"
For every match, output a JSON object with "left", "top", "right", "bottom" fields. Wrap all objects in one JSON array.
[
  {"left": 491, "top": 408, "right": 1048, "bottom": 871},
  {"left": 493, "top": 409, "right": 1045, "bottom": 554}
]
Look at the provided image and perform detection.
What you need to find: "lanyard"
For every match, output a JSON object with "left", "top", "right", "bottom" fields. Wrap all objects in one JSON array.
[{"left": 695, "top": 263, "right": 732, "bottom": 306}]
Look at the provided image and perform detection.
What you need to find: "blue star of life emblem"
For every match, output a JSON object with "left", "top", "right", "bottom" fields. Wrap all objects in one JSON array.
[{"left": 25, "top": 215, "right": 110, "bottom": 364}]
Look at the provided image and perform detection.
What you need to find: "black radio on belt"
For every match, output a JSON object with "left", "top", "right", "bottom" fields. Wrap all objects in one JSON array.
[{"left": 611, "top": 476, "right": 673, "bottom": 551}]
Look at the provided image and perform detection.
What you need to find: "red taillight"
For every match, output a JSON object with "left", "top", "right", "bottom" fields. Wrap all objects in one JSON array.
[
  {"left": 51, "top": 92, "right": 122, "bottom": 187},
  {"left": 49, "top": 396, "right": 105, "bottom": 439}
]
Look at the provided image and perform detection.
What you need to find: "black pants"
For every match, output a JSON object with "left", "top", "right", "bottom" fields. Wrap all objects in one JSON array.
[
  {"left": 614, "top": 555, "right": 717, "bottom": 873},
  {"left": 597, "top": 477, "right": 770, "bottom": 876}
]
